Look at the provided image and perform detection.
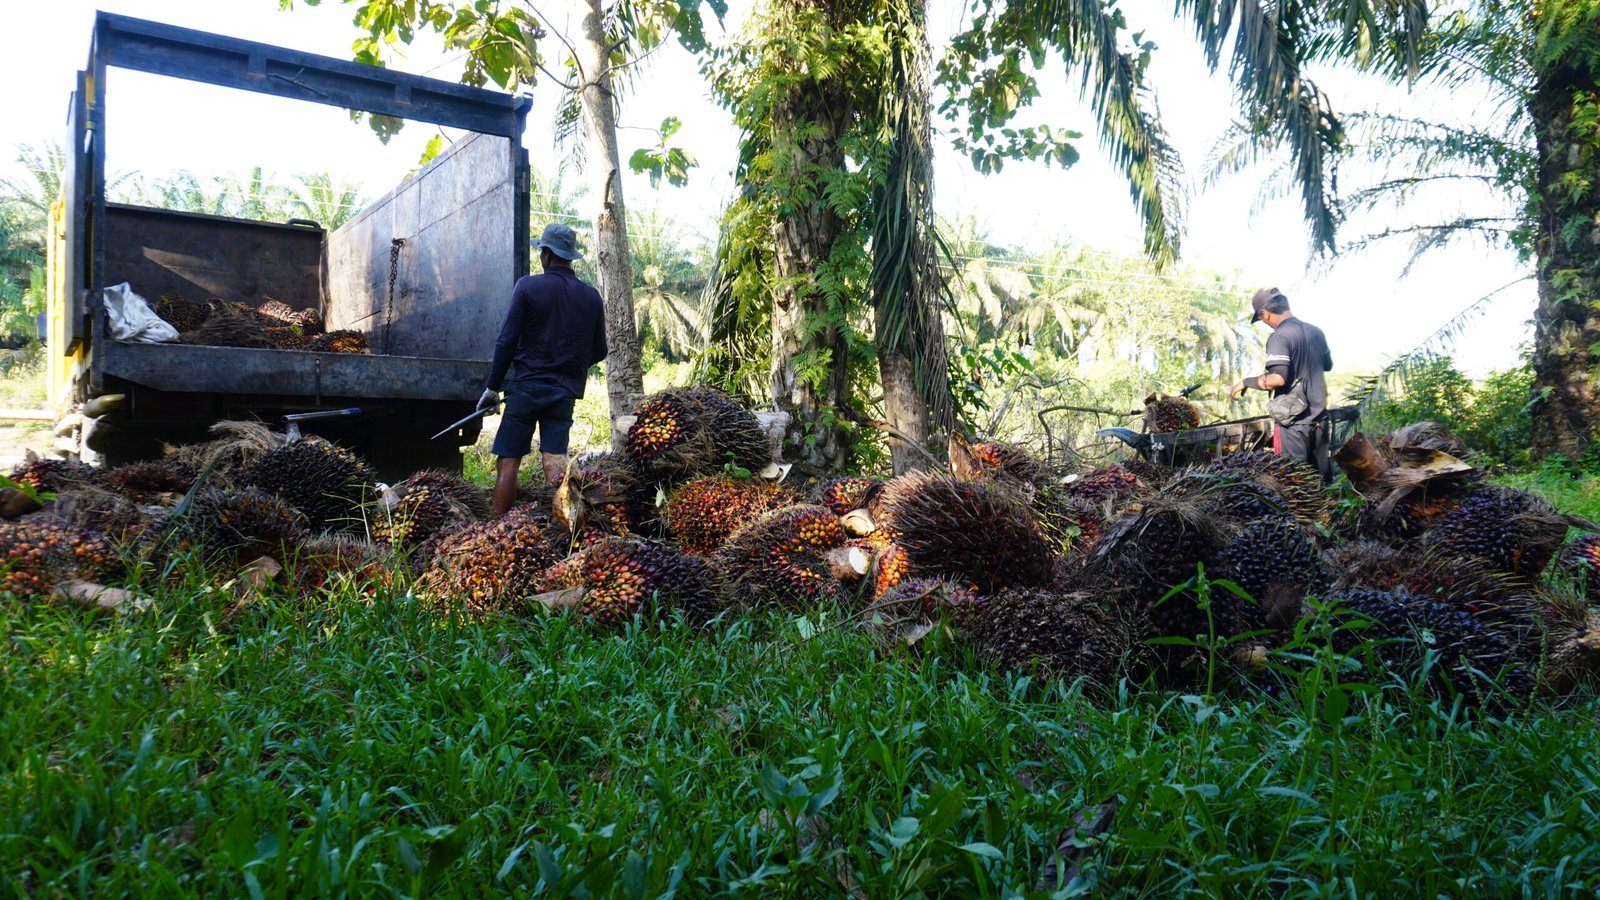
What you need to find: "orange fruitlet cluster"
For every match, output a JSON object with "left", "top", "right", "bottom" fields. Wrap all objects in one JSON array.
[
  {"left": 307, "top": 330, "right": 368, "bottom": 354},
  {"left": 717, "top": 505, "right": 846, "bottom": 607},
  {"left": 969, "top": 442, "right": 1046, "bottom": 485},
  {"left": 0, "top": 521, "right": 116, "bottom": 601},
  {"left": 817, "top": 477, "right": 883, "bottom": 517},
  {"left": 10, "top": 458, "right": 100, "bottom": 494},
  {"left": 626, "top": 396, "right": 686, "bottom": 463},
  {"left": 546, "top": 538, "right": 720, "bottom": 628},
  {"left": 668, "top": 477, "right": 795, "bottom": 555},
  {"left": 417, "top": 506, "right": 559, "bottom": 616}
]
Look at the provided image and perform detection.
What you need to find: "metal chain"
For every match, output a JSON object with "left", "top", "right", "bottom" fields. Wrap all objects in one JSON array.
[{"left": 385, "top": 237, "right": 406, "bottom": 356}]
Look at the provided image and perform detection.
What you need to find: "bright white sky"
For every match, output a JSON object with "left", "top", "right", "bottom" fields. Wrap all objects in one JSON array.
[{"left": 1, "top": 0, "right": 1533, "bottom": 381}]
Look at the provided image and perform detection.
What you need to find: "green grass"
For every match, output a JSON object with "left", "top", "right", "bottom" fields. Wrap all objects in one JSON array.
[
  {"left": 1497, "top": 458, "right": 1600, "bottom": 524},
  {"left": 4, "top": 573, "right": 1600, "bottom": 896}
]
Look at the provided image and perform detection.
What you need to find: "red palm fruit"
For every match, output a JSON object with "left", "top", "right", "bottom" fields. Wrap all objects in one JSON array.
[
  {"left": 416, "top": 505, "right": 561, "bottom": 616},
  {"left": 1144, "top": 395, "right": 1200, "bottom": 433},
  {"left": 624, "top": 388, "right": 771, "bottom": 484},
  {"left": 0, "top": 521, "right": 117, "bottom": 602},
  {"left": 668, "top": 476, "right": 798, "bottom": 555},
  {"left": 9, "top": 457, "right": 101, "bottom": 494},
  {"left": 814, "top": 477, "right": 884, "bottom": 517},
  {"left": 543, "top": 536, "right": 723, "bottom": 629}
]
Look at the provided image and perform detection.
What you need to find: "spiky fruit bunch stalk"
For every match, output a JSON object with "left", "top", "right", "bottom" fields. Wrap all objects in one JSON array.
[
  {"left": 716, "top": 505, "right": 847, "bottom": 608},
  {"left": 9, "top": 457, "right": 101, "bottom": 494},
  {"left": 0, "top": 521, "right": 117, "bottom": 602},
  {"left": 1555, "top": 535, "right": 1600, "bottom": 599},
  {"left": 1063, "top": 465, "right": 1145, "bottom": 508},
  {"left": 1322, "top": 541, "right": 1416, "bottom": 594},
  {"left": 1315, "top": 588, "right": 1533, "bottom": 707},
  {"left": 624, "top": 388, "right": 771, "bottom": 483},
  {"left": 416, "top": 506, "right": 560, "bottom": 616},
  {"left": 814, "top": 477, "right": 885, "bottom": 517},
  {"left": 103, "top": 460, "right": 196, "bottom": 505},
  {"left": 160, "top": 421, "right": 290, "bottom": 490},
  {"left": 241, "top": 440, "right": 377, "bottom": 534},
  {"left": 1212, "top": 517, "right": 1325, "bottom": 635},
  {"left": 373, "top": 470, "right": 489, "bottom": 552},
  {"left": 307, "top": 330, "right": 368, "bottom": 353},
  {"left": 877, "top": 472, "right": 1055, "bottom": 595},
  {"left": 1424, "top": 486, "right": 1568, "bottom": 578},
  {"left": 668, "top": 476, "right": 798, "bottom": 555},
  {"left": 1145, "top": 395, "right": 1201, "bottom": 433},
  {"left": 543, "top": 537, "right": 723, "bottom": 628},
  {"left": 964, "top": 588, "right": 1135, "bottom": 686},
  {"left": 1193, "top": 451, "right": 1333, "bottom": 525}
]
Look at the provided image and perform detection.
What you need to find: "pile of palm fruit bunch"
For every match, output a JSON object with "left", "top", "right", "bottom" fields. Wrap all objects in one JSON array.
[{"left": 154, "top": 290, "right": 368, "bottom": 353}]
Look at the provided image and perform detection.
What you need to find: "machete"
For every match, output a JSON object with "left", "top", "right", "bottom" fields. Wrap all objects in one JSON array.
[{"left": 431, "top": 399, "right": 502, "bottom": 441}]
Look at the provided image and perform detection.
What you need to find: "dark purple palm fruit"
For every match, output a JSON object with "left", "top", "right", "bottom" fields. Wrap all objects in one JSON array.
[
  {"left": 877, "top": 471, "right": 1055, "bottom": 595},
  {"left": 1423, "top": 486, "right": 1568, "bottom": 578},
  {"left": 965, "top": 587, "right": 1136, "bottom": 686}
]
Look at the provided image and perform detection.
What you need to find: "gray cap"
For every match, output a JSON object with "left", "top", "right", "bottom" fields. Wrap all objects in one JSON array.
[{"left": 533, "top": 222, "right": 584, "bottom": 261}]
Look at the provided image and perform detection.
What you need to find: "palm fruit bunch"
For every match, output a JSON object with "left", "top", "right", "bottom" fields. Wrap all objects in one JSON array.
[
  {"left": 1121, "top": 457, "right": 1174, "bottom": 489},
  {"left": 264, "top": 327, "right": 311, "bottom": 350},
  {"left": 373, "top": 469, "right": 489, "bottom": 553},
  {"left": 155, "top": 292, "right": 213, "bottom": 332},
  {"left": 1162, "top": 470, "right": 1288, "bottom": 523},
  {"left": 1063, "top": 465, "right": 1144, "bottom": 508},
  {"left": 158, "top": 487, "right": 307, "bottom": 566},
  {"left": 1091, "top": 495, "right": 1232, "bottom": 644},
  {"left": 668, "top": 476, "right": 798, "bottom": 555},
  {"left": 307, "top": 330, "right": 368, "bottom": 353},
  {"left": 241, "top": 440, "right": 376, "bottom": 534},
  {"left": 416, "top": 506, "right": 560, "bottom": 616},
  {"left": 1212, "top": 517, "right": 1325, "bottom": 635},
  {"left": 1144, "top": 394, "right": 1201, "bottom": 433},
  {"left": 1195, "top": 451, "right": 1332, "bottom": 525},
  {"left": 1354, "top": 487, "right": 1465, "bottom": 543},
  {"left": 29, "top": 487, "right": 150, "bottom": 548},
  {"left": 1314, "top": 588, "right": 1532, "bottom": 707},
  {"left": 1555, "top": 535, "right": 1600, "bottom": 598},
  {"left": 543, "top": 536, "right": 722, "bottom": 628},
  {"left": 1423, "top": 486, "right": 1567, "bottom": 578},
  {"left": 180, "top": 314, "right": 275, "bottom": 349},
  {"left": 103, "top": 459, "right": 196, "bottom": 505},
  {"left": 964, "top": 588, "right": 1135, "bottom": 686},
  {"left": 552, "top": 453, "right": 647, "bottom": 544},
  {"left": 255, "top": 299, "right": 323, "bottom": 332},
  {"left": 863, "top": 577, "right": 983, "bottom": 647},
  {"left": 877, "top": 471, "right": 1055, "bottom": 595},
  {"left": 948, "top": 433, "right": 1048, "bottom": 486},
  {"left": 9, "top": 457, "right": 101, "bottom": 494},
  {"left": 1027, "top": 483, "right": 1104, "bottom": 556},
  {"left": 1537, "top": 584, "right": 1600, "bottom": 692},
  {"left": 161, "top": 421, "right": 290, "bottom": 489},
  {"left": 294, "top": 534, "right": 394, "bottom": 594},
  {"left": 814, "top": 476, "right": 884, "bottom": 517},
  {"left": 871, "top": 541, "right": 912, "bottom": 598},
  {"left": 0, "top": 521, "right": 117, "bottom": 602},
  {"left": 624, "top": 388, "right": 771, "bottom": 483},
  {"left": 1322, "top": 541, "right": 1416, "bottom": 594},
  {"left": 716, "top": 504, "right": 847, "bottom": 608}
]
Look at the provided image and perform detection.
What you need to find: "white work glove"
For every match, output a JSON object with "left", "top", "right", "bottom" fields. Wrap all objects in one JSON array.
[{"left": 478, "top": 389, "right": 501, "bottom": 412}]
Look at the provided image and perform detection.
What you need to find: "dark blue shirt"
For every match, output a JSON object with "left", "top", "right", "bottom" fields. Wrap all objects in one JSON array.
[
  {"left": 485, "top": 267, "right": 608, "bottom": 398},
  {"left": 1264, "top": 317, "right": 1333, "bottom": 420}
]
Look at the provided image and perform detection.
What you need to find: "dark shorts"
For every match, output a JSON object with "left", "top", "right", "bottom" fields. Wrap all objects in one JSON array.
[{"left": 492, "top": 378, "right": 577, "bottom": 458}]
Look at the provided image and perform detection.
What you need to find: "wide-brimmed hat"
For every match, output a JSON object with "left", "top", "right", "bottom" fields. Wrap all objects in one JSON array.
[{"left": 533, "top": 223, "right": 584, "bottom": 261}]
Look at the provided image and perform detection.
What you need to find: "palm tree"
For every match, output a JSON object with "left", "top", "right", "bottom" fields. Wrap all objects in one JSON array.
[
  {"left": 628, "top": 206, "right": 710, "bottom": 361},
  {"left": 292, "top": 173, "right": 365, "bottom": 230}
]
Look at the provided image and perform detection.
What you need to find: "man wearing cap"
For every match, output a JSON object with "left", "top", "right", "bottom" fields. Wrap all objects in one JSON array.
[
  {"left": 479, "top": 223, "right": 608, "bottom": 517},
  {"left": 1230, "top": 287, "right": 1335, "bottom": 482}
]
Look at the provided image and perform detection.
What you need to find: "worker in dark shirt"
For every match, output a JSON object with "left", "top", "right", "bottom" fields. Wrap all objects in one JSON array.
[
  {"left": 479, "top": 223, "right": 608, "bottom": 516},
  {"left": 1229, "top": 287, "right": 1336, "bottom": 482}
]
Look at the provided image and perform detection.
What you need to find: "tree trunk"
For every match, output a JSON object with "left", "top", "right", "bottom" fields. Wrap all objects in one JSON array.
[
  {"left": 879, "top": 347, "right": 931, "bottom": 473},
  {"left": 768, "top": 89, "right": 853, "bottom": 470},
  {"left": 572, "top": 0, "right": 645, "bottom": 452},
  {"left": 1529, "top": 68, "right": 1600, "bottom": 457}
]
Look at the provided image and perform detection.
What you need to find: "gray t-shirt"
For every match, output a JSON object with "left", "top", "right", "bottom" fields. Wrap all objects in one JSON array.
[{"left": 1264, "top": 317, "right": 1333, "bottom": 421}]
